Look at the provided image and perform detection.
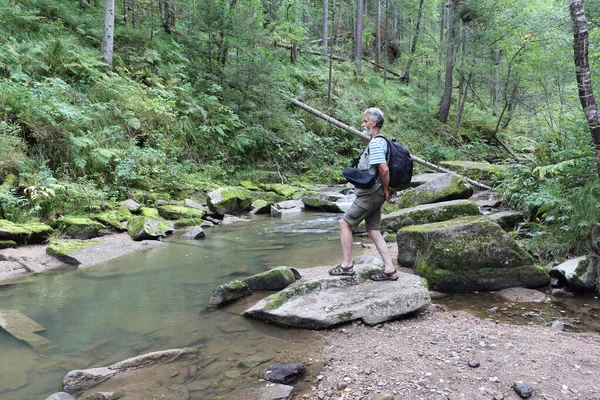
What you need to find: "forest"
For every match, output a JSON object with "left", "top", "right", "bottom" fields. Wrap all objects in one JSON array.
[{"left": 1, "top": 0, "right": 600, "bottom": 264}]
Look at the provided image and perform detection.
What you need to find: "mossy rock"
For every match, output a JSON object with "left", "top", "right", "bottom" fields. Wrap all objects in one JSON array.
[
  {"left": 396, "top": 173, "right": 473, "bottom": 209},
  {"left": 439, "top": 160, "right": 507, "bottom": 185},
  {"left": 206, "top": 187, "right": 252, "bottom": 214},
  {"left": 94, "top": 207, "right": 132, "bottom": 231},
  {"left": 0, "top": 173, "right": 17, "bottom": 190},
  {"left": 140, "top": 207, "right": 160, "bottom": 218},
  {"left": 242, "top": 267, "right": 297, "bottom": 290},
  {"left": 128, "top": 216, "right": 173, "bottom": 241},
  {"left": 208, "top": 280, "right": 252, "bottom": 307},
  {"left": 0, "top": 219, "right": 54, "bottom": 244},
  {"left": 260, "top": 184, "right": 303, "bottom": 199},
  {"left": 55, "top": 216, "right": 106, "bottom": 239},
  {"left": 251, "top": 191, "right": 286, "bottom": 204},
  {"left": 157, "top": 205, "right": 206, "bottom": 220},
  {"left": 381, "top": 200, "right": 480, "bottom": 233},
  {"left": 173, "top": 218, "right": 205, "bottom": 228},
  {"left": 0, "top": 240, "right": 17, "bottom": 249},
  {"left": 239, "top": 180, "right": 261, "bottom": 191},
  {"left": 397, "top": 216, "right": 548, "bottom": 292},
  {"left": 46, "top": 239, "right": 100, "bottom": 265}
]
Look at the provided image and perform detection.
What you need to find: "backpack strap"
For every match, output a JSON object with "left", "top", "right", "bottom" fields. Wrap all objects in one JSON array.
[{"left": 373, "top": 134, "right": 391, "bottom": 165}]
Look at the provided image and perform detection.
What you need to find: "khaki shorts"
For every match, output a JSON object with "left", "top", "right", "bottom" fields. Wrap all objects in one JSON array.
[{"left": 343, "top": 187, "right": 386, "bottom": 230}]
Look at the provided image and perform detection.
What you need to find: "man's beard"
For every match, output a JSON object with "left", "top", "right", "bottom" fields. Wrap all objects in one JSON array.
[{"left": 364, "top": 127, "right": 373, "bottom": 136}]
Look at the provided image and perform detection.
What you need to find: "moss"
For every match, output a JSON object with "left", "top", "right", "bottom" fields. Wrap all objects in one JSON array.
[
  {"left": 227, "top": 280, "right": 247, "bottom": 290},
  {"left": 260, "top": 184, "right": 301, "bottom": 199},
  {"left": 174, "top": 218, "right": 205, "bottom": 228},
  {"left": 94, "top": 207, "right": 132, "bottom": 229},
  {"left": 46, "top": 239, "right": 99, "bottom": 257},
  {"left": 158, "top": 205, "right": 205, "bottom": 220},
  {"left": 0, "top": 173, "right": 17, "bottom": 189},
  {"left": 140, "top": 207, "right": 160, "bottom": 218},
  {"left": 251, "top": 192, "right": 285, "bottom": 203},
  {"left": 397, "top": 175, "right": 472, "bottom": 208},
  {"left": 0, "top": 240, "right": 17, "bottom": 249},
  {"left": 575, "top": 258, "right": 590, "bottom": 276},
  {"left": 384, "top": 233, "right": 396, "bottom": 242},
  {"left": 0, "top": 219, "right": 30, "bottom": 235},
  {"left": 439, "top": 160, "right": 507, "bottom": 183},
  {"left": 56, "top": 216, "right": 105, "bottom": 238},
  {"left": 239, "top": 180, "right": 260, "bottom": 190}
]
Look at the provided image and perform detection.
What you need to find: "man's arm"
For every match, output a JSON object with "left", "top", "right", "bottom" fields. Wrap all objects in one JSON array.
[{"left": 378, "top": 163, "right": 391, "bottom": 203}]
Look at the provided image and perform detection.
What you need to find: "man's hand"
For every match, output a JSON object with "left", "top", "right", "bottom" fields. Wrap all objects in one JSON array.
[{"left": 378, "top": 163, "right": 394, "bottom": 203}]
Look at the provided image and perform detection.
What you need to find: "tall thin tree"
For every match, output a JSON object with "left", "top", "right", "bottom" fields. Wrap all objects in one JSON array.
[
  {"left": 322, "top": 0, "right": 329, "bottom": 56},
  {"left": 101, "top": 0, "right": 115, "bottom": 66},
  {"left": 355, "top": 0, "right": 364, "bottom": 74},
  {"left": 437, "top": 0, "right": 457, "bottom": 123},
  {"left": 570, "top": 0, "right": 600, "bottom": 182}
]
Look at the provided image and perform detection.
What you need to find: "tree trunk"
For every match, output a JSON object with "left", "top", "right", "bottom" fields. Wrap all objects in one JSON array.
[
  {"left": 570, "top": 0, "right": 600, "bottom": 182},
  {"left": 101, "top": 0, "right": 115, "bottom": 66},
  {"left": 122, "top": 0, "right": 127, "bottom": 24},
  {"left": 437, "top": 0, "right": 446, "bottom": 88},
  {"left": 322, "top": 0, "right": 329, "bottom": 56},
  {"left": 491, "top": 45, "right": 500, "bottom": 109},
  {"left": 303, "top": 0, "right": 309, "bottom": 25},
  {"left": 437, "top": 0, "right": 457, "bottom": 123},
  {"left": 402, "top": 0, "right": 424, "bottom": 83},
  {"left": 354, "top": 0, "right": 364, "bottom": 74},
  {"left": 375, "top": 0, "right": 381, "bottom": 67}
]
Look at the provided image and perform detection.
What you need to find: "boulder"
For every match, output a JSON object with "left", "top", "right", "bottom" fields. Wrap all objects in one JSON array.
[
  {"left": 206, "top": 187, "right": 252, "bottom": 214},
  {"left": 250, "top": 199, "right": 273, "bottom": 215},
  {"left": 62, "top": 348, "right": 195, "bottom": 394},
  {"left": 0, "top": 219, "right": 54, "bottom": 244},
  {"left": 173, "top": 218, "right": 205, "bottom": 228},
  {"left": 396, "top": 216, "right": 549, "bottom": 292},
  {"left": 208, "top": 280, "right": 252, "bottom": 307},
  {"left": 261, "top": 183, "right": 303, "bottom": 199},
  {"left": 244, "top": 260, "right": 430, "bottom": 329},
  {"left": 157, "top": 205, "right": 205, "bottom": 220},
  {"left": 439, "top": 160, "right": 507, "bottom": 185},
  {"left": 271, "top": 200, "right": 305, "bottom": 217},
  {"left": 127, "top": 216, "right": 173, "bottom": 241},
  {"left": 224, "top": 381, "right": 294, "bottom": 400},
  {"left": 550, "top": 256, "right": 598, "bottom": 293},
  {"left": 183, "top": 198, "right": 205, "bottom": 211},
  {"left": 181, "top": 226, "right": 205, "bottom": 240},
  {"left": 409, "top": 172, "right": 448, "bottom": 187},
  {"left": 0, "top": 309, "right": 52, "bottom": 350},
  {"left": 395, "top": 173, "right": 473, "bottom": 209},
  {"left": 55, "top": 217, "right": 107, "bottom": 240},
  {"left": 46, "top": 239, "right": 100, "bottom": 265},
  {"left": 381, "top": 200, "right": 480, "bottom": 232},
  {"left": 264, "top": 363, "right": 306, "bottom": 384},
  {"left": 93, "top": 207, "right": 132, "bottom": 231},
  {"left": 486, "top": 210, "right": 524, "bottom": 231},
  {"left": 0, "top": 240, "right": 17, "bottom": 249},
  {"left": 140, "top": 207, "right": 160, "bottom": 218},
  {"left": 242, "top": 266, "right": 298, "bottom": 290},
  {"left": 119, "top": 199, "right": 141, "bottom": 213},
  {"left": 302, "top": 194, "right": 345, "bottom": 213}
]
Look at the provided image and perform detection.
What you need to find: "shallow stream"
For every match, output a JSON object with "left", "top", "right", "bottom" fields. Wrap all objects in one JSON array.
[{"left": 1, "top": 210, "right": 599, "bottom": 400}]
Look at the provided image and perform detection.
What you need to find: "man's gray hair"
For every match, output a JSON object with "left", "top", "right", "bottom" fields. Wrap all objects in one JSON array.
[{"left": 364, "top": 108, "right": 384, "bottom": 129}]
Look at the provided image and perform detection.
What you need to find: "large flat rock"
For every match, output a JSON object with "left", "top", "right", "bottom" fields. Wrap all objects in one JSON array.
[
  {"left": 0, "top": 309, "right": 52, "bottom": 351},
  {"left": 244, "top": 261, "right": 431, "bottom": 329}
]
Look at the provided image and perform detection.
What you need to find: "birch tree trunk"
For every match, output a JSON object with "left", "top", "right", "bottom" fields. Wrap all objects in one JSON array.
[
  {"left": 322, "top": 0, "right": 329, "bottom": 56},
  {"left": 437, "top": 0, "right": 457, "bottom": 123},
  {"left": 101, "top": 0, "right": 115, "bottom": 66},
  {"left": 354, "top": 0, "right": 364, "bottom": 74},
  {"left": 569, "top": 0, "right": 600, "bottom": 182}
]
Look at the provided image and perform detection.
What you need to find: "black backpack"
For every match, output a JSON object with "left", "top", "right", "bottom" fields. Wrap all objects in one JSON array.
[{"left": 375, "top": 135, "right": 413, "bottom": 188}]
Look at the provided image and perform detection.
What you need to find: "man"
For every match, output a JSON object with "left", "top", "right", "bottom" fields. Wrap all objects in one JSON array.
[{"left": 329, "top": 107, "right": 398, "bottom": 281}]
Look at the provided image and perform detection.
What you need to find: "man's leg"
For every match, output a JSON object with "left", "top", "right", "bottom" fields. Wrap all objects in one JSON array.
[
  {"left": 367, "top": 229, "right": 396, "bottom": 274},
  {"left": 340, "top": 218, "right": 354, "bottom": 268}
]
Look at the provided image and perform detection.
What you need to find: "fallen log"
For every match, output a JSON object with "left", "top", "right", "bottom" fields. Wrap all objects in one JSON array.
[
  {"left": 289, "top": 97, "right": 493, "bottom": 190},
  {"left": 361, "top": 57, "right": 404, "bottom": 79}
]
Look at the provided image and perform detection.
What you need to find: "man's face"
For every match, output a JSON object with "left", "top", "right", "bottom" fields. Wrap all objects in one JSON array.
[{"left": 362, "top": 114, "right": 375, "bottom": 135}]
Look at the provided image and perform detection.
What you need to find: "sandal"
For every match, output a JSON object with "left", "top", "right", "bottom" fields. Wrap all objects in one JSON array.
[
  {"left": 371, "top": 270, "right": 398, "bottom": 281},
  {"left": 329, "top": 264, "right": 355, "bottom": 276}
]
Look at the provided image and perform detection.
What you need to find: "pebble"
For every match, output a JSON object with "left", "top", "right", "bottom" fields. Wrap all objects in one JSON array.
[
  {"left": 512, "top": 381, "right": 533, "bottom": 398},
  {"left": 468, "top": 360, "right": 480, "bottom": 368},
  {"left": 551, "top": 320, "right": 565, "bottom": 331},
  {"left": 336, "top": 381, "right": 347, "bottom": 391}
]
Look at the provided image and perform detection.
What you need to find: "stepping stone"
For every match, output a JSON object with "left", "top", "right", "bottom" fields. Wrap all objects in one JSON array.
[{"left": 0, "top": 309, "right": 52, "bottom": 351}]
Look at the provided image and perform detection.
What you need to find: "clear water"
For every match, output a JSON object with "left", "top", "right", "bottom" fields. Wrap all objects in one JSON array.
[{"left": 0, "top": 212, "right": 351, "bottom": 400}]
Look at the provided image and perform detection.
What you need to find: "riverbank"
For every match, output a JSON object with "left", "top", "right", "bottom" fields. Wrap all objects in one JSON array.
[{"left": 302, "top": 242, "right": 600, "bottom": 400}]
